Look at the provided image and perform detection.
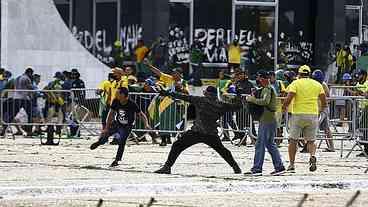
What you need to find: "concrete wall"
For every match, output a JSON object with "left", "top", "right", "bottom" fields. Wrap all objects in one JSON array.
[{"left": 1, "top": 0, "right": 110, "bottom": 88}]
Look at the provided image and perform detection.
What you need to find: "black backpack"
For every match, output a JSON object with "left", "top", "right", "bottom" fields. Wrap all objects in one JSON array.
[{"left": 248, "top": 87, "right": 275, "bottom": 121}]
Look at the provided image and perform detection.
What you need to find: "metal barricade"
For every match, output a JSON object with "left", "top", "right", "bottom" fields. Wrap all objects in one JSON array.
[
  {"left": 218, "top": 92, "right": 358, "bottom": 157},
  {"left": 70, "top": 89, "right": 188, "bottom": 139},
  {"left": 346, "top": 96, "right": 368, "bottom": 158},
  {"left": 70, "top": 88, "right": 101, "bottom": 136},
  {"left": 219, "top": 94, "right": 256, "bottom": 146},
  {"left": 1, "top": 89, "right": 73, "bottom": 139}
]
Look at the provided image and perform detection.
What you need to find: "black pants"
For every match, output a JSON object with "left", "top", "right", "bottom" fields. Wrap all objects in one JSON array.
[
  {"left": 164, "top": 130, "right": 240, "bottom": 169},
  {"left": 97, "top": 125, "right": 132, "bottom": 161}
]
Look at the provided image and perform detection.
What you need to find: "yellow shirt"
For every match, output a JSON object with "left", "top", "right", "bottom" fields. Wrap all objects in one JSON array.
[
  {"left": 228, "top": 45, "right": 241, "bottom": 64},
  {"left": 98, "top": 80, "right": 112, "bottom": 104},
  {"left": 356, "top": 80, "right": 368, "bottom": 108},
  {"left": 135, "top": 46, "right": 149, "bottom": 63},
  {"left": 287, "top": 78, "right": 325, "bottom": 115},
  {"left": 109, "top": 76, "right": 129, "bottom": 106}
]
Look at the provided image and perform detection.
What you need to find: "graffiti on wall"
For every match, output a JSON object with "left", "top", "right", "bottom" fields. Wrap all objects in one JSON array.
[
  {"left": 278, "top": 31, "right": 313, "bottom": 65},
  {"left": 72, "top": 26, "right": 114, "bottom": 64},
  {"left": 119, "top": 24, "right": 143, "bottom": 55},
  {"left": 193, "top": 28, "right": 313, "bottom": 66},
  {"left": 168, "top": 26, "right": 190, "bottom": 64},
  {"left": 72, "top": 25, "right": 143, "bottom": 66},
  {"left": 194, "top": 28, "right": 274, "bottom": 67}
]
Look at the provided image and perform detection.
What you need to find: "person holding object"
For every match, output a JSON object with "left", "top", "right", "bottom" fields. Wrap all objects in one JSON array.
[
  {"left": 282, "top": 65, "right": 327, "bottom": 173},
  {"left": 244, "top": 71, "right": 285, "bottom": 176},
  {"left": 154, "top": 86, "right": 243, "bottom": 174},
  {"left": 90, "top": 87, "right": 151, "bottom": 167},
  {"left": 311, "top": 70, "right": 334, "bottom": 152}
]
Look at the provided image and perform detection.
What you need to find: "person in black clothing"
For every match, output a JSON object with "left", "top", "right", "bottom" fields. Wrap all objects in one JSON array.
[
  {"left": 224, "top": 70, "right": 256, "bottom": 144},
  {"left": 69, "top": 69, "right": 86, "bottom": 137},
  {"left": 71, "top": 69, "right": 86, "bottom": 102},
  {"left": 90, "top": 87, "right": 151, "bottom": 167},
  {"left": 154, "top": 86, "right": 243, "bottom": 174}
]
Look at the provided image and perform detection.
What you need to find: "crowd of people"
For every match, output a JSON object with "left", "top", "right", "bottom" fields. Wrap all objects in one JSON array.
[
  {"left": 1, "top": 38, "right": 368, "bottom": 173},
  {"left": 0, "top": 67, "right": 86, "bottom": 140}
]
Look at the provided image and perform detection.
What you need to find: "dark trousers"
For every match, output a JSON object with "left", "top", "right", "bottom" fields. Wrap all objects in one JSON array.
[
  {"left": 3, "top": 98, "right": 32, "bottom": 133},
  {"left": 164, "top": 130, "right": 240, "bottom": 169},
  {"left": 97, "top": 125, "right": 132, "bottom": 161}
]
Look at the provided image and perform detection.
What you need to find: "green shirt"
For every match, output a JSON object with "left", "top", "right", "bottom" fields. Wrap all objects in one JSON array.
[
  {"left": 217, "top": 79, "right": 229, "bottom": 93},
  {"left": 247, "top": 86, "right": 276, "bottom": 123}
]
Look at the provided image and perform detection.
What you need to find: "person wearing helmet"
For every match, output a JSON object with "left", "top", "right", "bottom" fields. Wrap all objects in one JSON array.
[
  {"left": 283, "top": 70, "right": 296, "bottom": 88},
  {"left": 275, "top": 69, "right": 285, "bottom": 82},
  {"left": 282, "top": 65, "right": 327, "bottom": 173},
  {"left": 312, "top": 70, "right": 334, "bottom": 152}
]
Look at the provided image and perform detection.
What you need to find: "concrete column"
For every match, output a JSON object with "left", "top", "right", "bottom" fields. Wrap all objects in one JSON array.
[{"left": 314, "top": 0, "right": 346, "bottom": 68}]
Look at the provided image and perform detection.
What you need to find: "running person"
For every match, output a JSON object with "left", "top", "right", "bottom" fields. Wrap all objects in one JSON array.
[
  {"left": 90, "top": 87, "right": 151, "bottom": 167},
  {"left": 154, "top": 86, "right": 243, "bottom": 174}
]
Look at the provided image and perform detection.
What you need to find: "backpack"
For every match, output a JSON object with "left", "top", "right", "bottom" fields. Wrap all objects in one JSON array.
[
  {"left": 248, "top": 89, "right": 265, "bottom": 121},
  {"left": 248, "top": 87, "right": 275, "bottom": 121}
]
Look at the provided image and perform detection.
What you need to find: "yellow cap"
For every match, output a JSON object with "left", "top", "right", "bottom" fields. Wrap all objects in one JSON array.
[{"left": 298, "top": 65, "right": 311, "bottom": 74}]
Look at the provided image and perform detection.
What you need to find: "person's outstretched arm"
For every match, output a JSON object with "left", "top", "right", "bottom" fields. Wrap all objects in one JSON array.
[
  {"left": 160, "top": 90, "right": 196, "bottom": 103},
  {"left": 144, "top": 61, "right": 162, "bottom": 77},
  {"left": 247, "top": 88, "right": 272, "bottom": 106},
  {"left": 221, "top": 94, "right": 244, "bottom": 112}
]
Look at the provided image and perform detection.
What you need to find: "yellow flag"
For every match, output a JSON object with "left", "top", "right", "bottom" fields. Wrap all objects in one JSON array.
[{"left": 159, "top": 97, "right": 174, "bottom": 114}]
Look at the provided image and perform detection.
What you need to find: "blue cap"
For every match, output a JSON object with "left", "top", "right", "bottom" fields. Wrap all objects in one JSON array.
[
  {"left": 342, "top": 73, "right": 352, "bottom": 81},
  {"left": 312, "top": 70, "right": 324, "bottom": 83}
]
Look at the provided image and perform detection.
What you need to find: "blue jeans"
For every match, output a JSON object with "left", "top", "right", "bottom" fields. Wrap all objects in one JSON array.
[
  {"left": 252, "top": 121, "right": 284, "bottom": 172},
  {"left": 98, "top": 124, "right": 132, "bottom": 161}
]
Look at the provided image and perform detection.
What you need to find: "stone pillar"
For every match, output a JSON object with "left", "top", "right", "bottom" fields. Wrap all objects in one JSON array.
[{"left": 314, "top": 0, "right": 346, "bottom": 68}]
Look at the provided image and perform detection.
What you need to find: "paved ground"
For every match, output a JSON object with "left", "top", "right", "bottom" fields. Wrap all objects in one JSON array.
[{"left": 0, "top": 135, "right": 367, "bottom": 207}]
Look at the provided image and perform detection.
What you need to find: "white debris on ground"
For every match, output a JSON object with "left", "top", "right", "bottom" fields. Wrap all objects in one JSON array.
[{"left": 0, "top": 137, "right": 367, "bottom": 206}]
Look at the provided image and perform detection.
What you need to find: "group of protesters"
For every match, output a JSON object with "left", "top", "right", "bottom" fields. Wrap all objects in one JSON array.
[
  {"left": 0, "top": 67, "right": 86, "bottom": 139},
  {"left": 90, "top": 60, "right": 350, "bottom": 175},
  {"left": 1, "top": 38, "right": 368, "bottom": 174}
]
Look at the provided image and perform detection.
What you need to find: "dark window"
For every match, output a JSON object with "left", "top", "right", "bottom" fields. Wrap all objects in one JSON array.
[
  {"left": 194, "top": 0, "right": 232, "bottom": 64},
  {"left": 71, "top": 0, "right": 93, "bottom": 53},
  {"left": 96, "top": 0, "right": 117, "bottom": 66},
  {"left": 120, "top": 0, "right": 142, "bottom": 59},
  {"left": 278, "top": 0, "right": 316, "bottom": 66},
  {"left": 54, "top": 0, "right": 69, "bottom": 27},
  {"left": 235, "top": 6, "right": 275, "bottom": 75}
]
